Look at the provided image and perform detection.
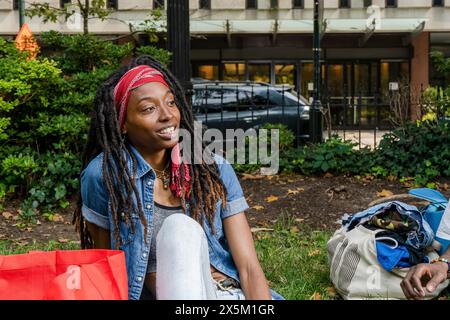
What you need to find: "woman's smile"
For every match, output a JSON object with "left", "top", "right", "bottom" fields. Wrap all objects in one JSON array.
[{"left": 156, "top": 124, "right": 179, "bottom": 140}]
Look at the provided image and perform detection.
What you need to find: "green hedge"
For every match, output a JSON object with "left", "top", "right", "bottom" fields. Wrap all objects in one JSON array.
[
  {"left": 0, "top": 33, "right": 171, "bottom": 219},
  {"left": 233, "top": 120, "right": 450, "bottom": 189}
]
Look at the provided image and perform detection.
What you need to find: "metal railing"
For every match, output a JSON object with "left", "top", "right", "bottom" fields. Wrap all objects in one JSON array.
[
  {"left": 321, "top": 91, "right": 393, "bottom": 149},
  {"left": 192, "top": 83, "right": 310, "bottom": 147},
  {"left": 191, "top": 82, "right": 449, "bottom": 149}
]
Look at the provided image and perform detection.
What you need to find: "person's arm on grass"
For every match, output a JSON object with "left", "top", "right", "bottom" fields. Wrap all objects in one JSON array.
[
  {"left": 401, "top": 248, "right": 450, "bottom": 299},
  {"left": 223, "top": 212, "right": 272, "bottom": 300}
]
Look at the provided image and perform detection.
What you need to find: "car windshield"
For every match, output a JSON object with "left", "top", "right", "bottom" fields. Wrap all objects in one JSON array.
[
  {"left": 192, "top": 84, "right": 308, "bottom": 111},
  {"left": 284, "top": 91, "right": 309, "bottom": 105}
]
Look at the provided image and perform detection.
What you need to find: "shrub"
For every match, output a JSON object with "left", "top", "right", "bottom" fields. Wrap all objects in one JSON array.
[
  {"left": 376, "top": 120, "right": 450, "bottom": 186},
  {"left": 234, "top": 119, "right": 450, "bottom": 188},
  {"left": 136, "top": 46, "right": 172, "bottom": 67},
  {"left": 1, "top": 33, "right": 173, "bottom": 220},
  {"left": 232, "top": 123, "right": 295, "bottom": 174},
  {"left": 1, "top": 153, "right": 38, "bottom": 194},
  {"left": 421, "top": 86, "right": 450, "bottom": 121},
  {"left": 38, "top": 31, "right": 133, "bottom": 74},
  {"left": 287, "top": 137, "right": 377, "bottom": 176},
  {"left": 0, "top": 38, "right": 62, "bottom": 141}
]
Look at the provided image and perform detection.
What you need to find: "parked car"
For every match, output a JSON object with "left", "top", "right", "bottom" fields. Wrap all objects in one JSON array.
[{"left": 191, "top": 81, "right": 310, "bottom": 141}]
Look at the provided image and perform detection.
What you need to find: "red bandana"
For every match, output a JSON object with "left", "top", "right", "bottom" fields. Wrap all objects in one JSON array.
[{"left": 113, "top": 65, "right": 191, "bottom": 201}]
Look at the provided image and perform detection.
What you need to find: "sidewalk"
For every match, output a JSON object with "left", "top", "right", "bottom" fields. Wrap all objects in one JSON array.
[{"left": 323, "top": 130, "right": 391, "bottom": 149}]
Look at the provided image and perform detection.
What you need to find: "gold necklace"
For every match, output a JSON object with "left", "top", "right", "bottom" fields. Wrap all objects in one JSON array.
[{"left": 154, "top": 162, "right": 170, "bottom": 190}]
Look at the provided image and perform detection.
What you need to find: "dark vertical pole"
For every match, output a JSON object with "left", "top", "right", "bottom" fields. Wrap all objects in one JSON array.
[
  {"left": 167, "top": 0, "right": 192, "bottom": 102},
  {"left": 310, "top": 0, "right": 323, "bottom": 143},
  {"left": 19, "top": 0, "right": 25, "bottom": 29}
]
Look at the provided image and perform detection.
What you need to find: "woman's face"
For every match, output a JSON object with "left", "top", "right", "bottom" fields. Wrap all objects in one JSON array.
[{"left": 123, "top": 82, "right": 181, "bottom": 153}]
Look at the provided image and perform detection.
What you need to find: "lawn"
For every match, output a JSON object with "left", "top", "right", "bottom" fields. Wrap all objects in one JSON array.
[
  {"left": 254, "top": 215, "right": 335, "bottom": 300},
  {"left": 1, "top": 215, "right": 448, "bottom": 300},
  {"left": 0, "top": 214, "right": 335, "bottom": 300}
]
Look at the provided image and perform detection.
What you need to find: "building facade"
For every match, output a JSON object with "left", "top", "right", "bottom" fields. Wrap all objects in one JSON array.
[{"left": 1, "top": 0, "right": 450, "bottom": 127}]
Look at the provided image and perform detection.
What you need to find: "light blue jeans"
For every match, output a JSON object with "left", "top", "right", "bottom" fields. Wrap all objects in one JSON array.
[
  {"left": 214, "top": 285, "right": 246, "bottom": 300},
  {"left": 155, "top": 214, "right": 245, "bottom": 300}
]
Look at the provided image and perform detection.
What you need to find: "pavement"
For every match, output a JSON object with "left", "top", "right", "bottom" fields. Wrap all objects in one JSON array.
[{"left": 323, "top": 130, "right": 391, "bottom": 149}]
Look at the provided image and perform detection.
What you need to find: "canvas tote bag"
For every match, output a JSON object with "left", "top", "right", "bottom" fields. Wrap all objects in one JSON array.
[{"left": 327, "top": 225, "right": 449, "bottom": 300}]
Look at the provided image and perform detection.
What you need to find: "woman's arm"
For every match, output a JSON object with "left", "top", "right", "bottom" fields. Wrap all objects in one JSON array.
[
  {"left": 223, "top": 212, "right": 272, "bottom": 300},
  {"left": 401, "top": 247, "right": 450, "bottom": 299},
  {"left": 86, "top": 221, "right": 111, "bottom": 249}
]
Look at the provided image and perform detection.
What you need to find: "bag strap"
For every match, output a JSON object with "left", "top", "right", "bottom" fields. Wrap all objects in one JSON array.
[{"left": 356, "top": 224, "right": 386, "bottom": 235}]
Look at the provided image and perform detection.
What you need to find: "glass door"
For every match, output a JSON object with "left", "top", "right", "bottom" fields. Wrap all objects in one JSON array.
[
  {"left": 248, "top": 63, "right": 271, "bottom": 83},
  {"left": 325, "top": 63, "right": 350, "bottom": 128},
  {"left": 352, "top": 62, "right": 374, "bottom": 128}
]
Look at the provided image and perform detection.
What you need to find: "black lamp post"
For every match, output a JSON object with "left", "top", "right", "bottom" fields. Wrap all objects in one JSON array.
[
  {"left": 167, "top": 0, "right": 192, "bottom": 103},
  {"left": 310, "top": 0, "right": 323, "bottom": 143}
]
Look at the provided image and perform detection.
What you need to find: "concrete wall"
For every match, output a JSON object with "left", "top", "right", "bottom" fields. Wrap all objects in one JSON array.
[
  {"left": 0, "top": 0, "right": 11, "bottom": 10},
  {"left": 120, "top": 0, "right": 153, "bottom": 10},
  {"left": 1, "top": 0, "right": 450, "bottom": 35},
  {"left": 212, "top": 0, "right": 246, "bottom": 10}
]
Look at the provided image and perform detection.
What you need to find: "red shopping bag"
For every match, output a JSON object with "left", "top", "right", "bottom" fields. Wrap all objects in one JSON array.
[{"left": 0, "top": 249, "right": 128, "bottom": 300}]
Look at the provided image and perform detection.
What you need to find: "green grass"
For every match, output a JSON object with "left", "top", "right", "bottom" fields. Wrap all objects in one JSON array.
[
  {"left": 0, "top": 221, "right": 334, "bottom": 300},
  {"left": 254, "top": 215, "right": 335, "bottom": 300},
  {"left": 2, "top": 221, "right": 447, "bottom": 300}
]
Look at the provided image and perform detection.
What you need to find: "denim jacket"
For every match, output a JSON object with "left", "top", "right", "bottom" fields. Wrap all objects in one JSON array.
[
  {"left": 341, "top": 201, "right": 435, "bottom": 250},
  {"left": 80, "top": 144, "right": 284, "bottom": 300}
]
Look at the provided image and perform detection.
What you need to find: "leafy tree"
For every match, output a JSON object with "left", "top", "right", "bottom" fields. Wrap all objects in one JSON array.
[
  {"left": 25, "top": 0, "right": 167, "bottom": 40},
  {"left": 26, "top": 0, "right": 115, "bottom": 35},
  {"left": 0, "top": 30, "right": 172, "bottom": 219},
  {"left": 431, "top": 50, "right": 450, "bottom": 79},
  {"left": 0, "top": 38, "right": 61, "bottom": 141}
]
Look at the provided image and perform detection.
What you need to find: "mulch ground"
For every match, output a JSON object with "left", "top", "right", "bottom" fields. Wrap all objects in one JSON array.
[
  {"left": 1, "top": 174, "right": 449, "bottom": 246},
  {"left": 242, "top": 174, "right": 450, "bottom": 231}
]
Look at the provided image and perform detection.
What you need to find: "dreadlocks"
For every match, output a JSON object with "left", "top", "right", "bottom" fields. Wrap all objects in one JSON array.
[{"left": 73, "top": 55, "right": 227, "bottom": 249}]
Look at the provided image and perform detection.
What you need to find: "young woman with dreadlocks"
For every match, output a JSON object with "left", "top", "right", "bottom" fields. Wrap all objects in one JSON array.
[{"left": 73, "top": 55, "right": 283, "bottom": 300}]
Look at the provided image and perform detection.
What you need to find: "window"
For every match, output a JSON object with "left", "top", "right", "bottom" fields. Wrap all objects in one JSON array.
[
  {"left": 223, "top": 63, "right": 245, "bottom": 81},
  {"left": 153, "top": 0, "right": 164, "bottom": 9},
  {"left": 194, "top": 64, "right": 219, "bottom": 81},
  {"left": 106, "top": 0, "right": 118, "bottom": 9},
  {"left": 292, "top": 0, "right": 304, "bottom": 9},
  {"left": 60, "top": 0, "right": 71, "bottom": 8},
  {"left": 385, "top": 0, "right": 397, "bottom": 8},
  {"left": 251, "top": 89, "right": 296, "bottom": 108},
  {"left": 364, "top": 0, "right": 372, "bottom": 6},
  {"left": 199, "top": 0, "right": 211, "bottom": 9},
  {"left": 210, "top": 89, "right": 238, "bottom": 109},
  {"left": 270, "top": 0, "right": 278, "bottom": 9},
  {"left": 339, "top": 0, "right": 351, "bottom": 8},
  {"left": 275, "top": 64, "right": 296, "bottom": 86},
  {"left": 193, "top": 88, "right": 250, "bottom": 112},
  {"left": 380, "top": 61, "right": 410, "bottom": 97},
  {"left": 13, "top": 0, "right": 19, "bottom": 10},
  {"left": 433, "top": 0, "right": 444, "bottom": 6},
  {"left": 246, "top": 0, "right": 257, "bottom": 9},
  {"left": 248, "top": 63, "right": 271, "bottom": 83}
]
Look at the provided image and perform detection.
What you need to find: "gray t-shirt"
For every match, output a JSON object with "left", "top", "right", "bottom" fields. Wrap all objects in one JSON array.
[{"left": 146, "top": 202, "right": 183, "bottom": 274}]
